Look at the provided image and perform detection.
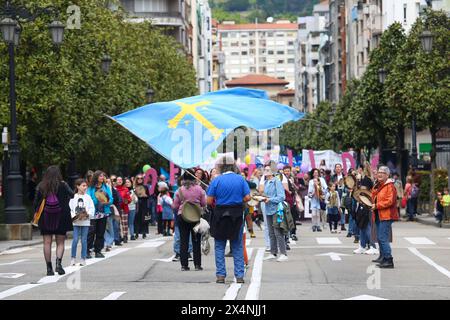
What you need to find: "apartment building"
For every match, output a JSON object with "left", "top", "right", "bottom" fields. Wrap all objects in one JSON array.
[
  {"left": 119, "top": 0, "right": 212, "bottom": 93},
  {"left": 295, "top": 1, "right": 330, "bottom": 112},
  {"left": 217, "top": 21, "right": 298, "bottom": 86}
]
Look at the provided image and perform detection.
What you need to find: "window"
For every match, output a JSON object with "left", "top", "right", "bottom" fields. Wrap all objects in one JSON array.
[
  {"left": 230, "top": 41, "right": 239, "bottom": 47},
  {"left": 268, "top": 50, "right": 274, "bottom": 55},
  {"left": 267, "top": 58, "right": 275, "bottom": 64},
  {"left": 276, "top": 50, "right": 285, "bottom": 55},
  {"left": 288, "top": 41, "right": 294, "bottom": 46},
  {"left": 403, "top": 4, "right": 407, "bottom": 24},
  {"left": 229, "top": 32, "right": 238, "bottom": 38},
  {"left": 267, "top": 32, "right": 274, "bottom": 37},
  {"left": 249, "top": 40, "right": 255, "bottom": 46},
  {"left": 287, "top": 49, "right": 295, "bottom": 55},
  {"left": 259, "top": 49, "right": 266, "bottom": 54},
  {"left": 250, "top": 67, "right": 256, "bottom": 72},
  {"left": 287, "top": 58, "right": 295, "bottom": 64},
  {"left": 242, "top": 51, "right": 248, "bottom": 55},
  {"left": 276, "top": 33, "right": 284, "bottom": 37},
  {"left": 312, "top": 45, "right": 320, "bottom": 52},
  {"left": 231, "top": 52, "right": 239, "bottom": 56},
  {"left": 287, "top": 32, "right": 295, "bottom": 37},
  {"left": 241, "top": 33, "right": 248, "bottom": 38},
  {"left": 276, "top": 40, "right": 285, "bottom": 46},
  {"left": 299, "top": 23, "right": 307, "bottom": 30},
  {"left": 250, "top": 49, "right": 256, "bottom": 55},
  {"left": 241, "top": 42, "right": 248, "bottom": 47},
  {"left": 222, "top": 33, "right": 229, "bottom": 38},
  {"left": 135, "top": 0, "right": 168, "bottom": 12},
  {"left": 222, "top": 41, "right": 229, "bottom": 47},
  {"left": 277, "top": 60, "right": 285, "bottom": 64}
]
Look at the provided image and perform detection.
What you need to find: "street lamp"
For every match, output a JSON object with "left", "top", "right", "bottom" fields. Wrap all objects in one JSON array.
[
  {"left": 420, "top": 30, "right": 433, "bottom": 54},
  {"left": 378, "top": 68, "right": 387, "bottom": 84},
  {"left": 0, "top": 2, "right": 65, "bottom": 226},
  {"left": 146, "top": 87, "right": 155, "bottom": 104},
  {"left": 101, "top": 54, "right": 112, "bottom": 75},
  {"left": 48, "top": 20, "right": 65, "bottom": 46}
]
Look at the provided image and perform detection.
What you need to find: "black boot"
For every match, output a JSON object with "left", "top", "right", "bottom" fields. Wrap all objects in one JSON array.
[
  {"left": 46, "top": 262, "right": 54, "bottom": 276},
  {"left": 55, "top": 258, "right": 65, "bottom": 275},
  {"left": 377, "top": 257, "right": 394, "bottom": 269},
  {"left": 372, "top": 254, "right": 383, "bottom": 263}
]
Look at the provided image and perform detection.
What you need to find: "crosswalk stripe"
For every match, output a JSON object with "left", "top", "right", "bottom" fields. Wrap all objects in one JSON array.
[
  {"left": 404, "top": 237, "right": 435, "bottom": 245},
  {"left": 316, "top": 237, "right": 342, "bottom": 245},
  {"left": 102, "top": 291, "right": 126, "bottom": 300}
]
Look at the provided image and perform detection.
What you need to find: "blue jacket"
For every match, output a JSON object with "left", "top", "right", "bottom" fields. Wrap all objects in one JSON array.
[
  {"left": 87, "top": 184, "right": 113, "bottom": 216},
  {"left": 263, "top": 178, "right": 286, "bottom": 216}
]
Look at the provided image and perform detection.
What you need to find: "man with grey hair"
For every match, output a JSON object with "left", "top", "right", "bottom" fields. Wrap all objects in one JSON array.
[
  {"left": 371, "top": 165, "right": 398, "bottom": 268},
  {"left": 207, "top": 156, "right": 251, "bottom": 283}
]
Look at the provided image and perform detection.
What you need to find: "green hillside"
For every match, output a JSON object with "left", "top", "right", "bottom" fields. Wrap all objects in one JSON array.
[{"left": 210, "top": 0, "right": 320, "bottom": 23}]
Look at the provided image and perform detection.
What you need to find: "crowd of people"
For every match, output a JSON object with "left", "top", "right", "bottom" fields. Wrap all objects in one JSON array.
[{"left": 33, "top": 158, "right": 417, "bottom": 277}]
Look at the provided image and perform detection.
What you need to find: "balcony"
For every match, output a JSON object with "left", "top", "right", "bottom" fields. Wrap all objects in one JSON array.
[{"left": 126, "top": 11, "right": 184, "bottom": 26}]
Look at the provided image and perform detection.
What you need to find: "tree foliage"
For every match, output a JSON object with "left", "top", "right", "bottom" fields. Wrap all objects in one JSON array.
[{"left": 0, "top": 0, "right": 198, "bottom": 176}]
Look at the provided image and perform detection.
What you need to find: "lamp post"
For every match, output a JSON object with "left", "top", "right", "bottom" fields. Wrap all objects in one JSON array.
[
  {"left": 146, "top": 87, "right": 154, "bottom": 104},
  {"left": 0, "top": 2, "right": 64, "bottom": 225},
  {"left": 2, "top": 128, "right": 9, "bottom": 206}
]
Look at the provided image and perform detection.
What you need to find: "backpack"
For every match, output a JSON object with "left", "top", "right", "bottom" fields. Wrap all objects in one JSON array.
[
  {"left": 410, "top": 185, "right": 419, "bottom": 199},
  {"left": 179, "top": 188, "right": 202, "bottom": 223},
  {"left": 42, "top": 193, "right": 62, "bottom": 231}
]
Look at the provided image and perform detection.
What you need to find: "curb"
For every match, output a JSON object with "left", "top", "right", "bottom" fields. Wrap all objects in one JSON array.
[
  {"left": 0, "top": 239, "right": 44, "bottom": 254},
  {"left": 414, "top": 215, "right": 450, "bottom": 229}
]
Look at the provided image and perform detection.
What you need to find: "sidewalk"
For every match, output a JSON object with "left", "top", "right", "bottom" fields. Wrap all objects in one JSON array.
[
  {"left": 0, "top": 229, "right": 43, "bottom": 254},
  {"left": 401, "top": 210, "right": 450, "bottom": 229}
]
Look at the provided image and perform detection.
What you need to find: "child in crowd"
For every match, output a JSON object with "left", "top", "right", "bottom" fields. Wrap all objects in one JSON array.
[
  {"left": 157, "top": 182, "right": 174, "bottom": 236},
  {"left": 442, "top": 188, "right": 450, "bottom": 222},
  {"left": 69, "top": 179, "right": 95, "bottom": 266},
  {"left": 326, "top": 183, "right": 341, "bottom": 233}
]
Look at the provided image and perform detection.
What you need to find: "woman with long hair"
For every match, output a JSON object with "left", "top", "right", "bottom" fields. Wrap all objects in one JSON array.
[
  {"left": 134, "top": 174, "right": 150, "bottom": 239},
  {"left": 34, "top": 166, "right": 74, "bottom": 275},
  {"left": 87, "top": 171, "right": 113, "bottom": 258},
  {"left": 125, "top": 178, "right": 138, "bottom": 240}
]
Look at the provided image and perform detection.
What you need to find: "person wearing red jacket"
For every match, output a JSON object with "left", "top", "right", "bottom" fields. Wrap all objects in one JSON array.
[
  {"left": 116, "top": 177, "right": 132, "bottom": 243},
  {"left": 371, "top": 166, "right": 398, "bottom": 269}
]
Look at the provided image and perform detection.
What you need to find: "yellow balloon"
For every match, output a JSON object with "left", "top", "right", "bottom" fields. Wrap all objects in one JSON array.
[{"left": 244, "top": 154, "right": 251, "bottom": 165}]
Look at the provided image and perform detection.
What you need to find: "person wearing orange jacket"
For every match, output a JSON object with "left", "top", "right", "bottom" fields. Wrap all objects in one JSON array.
[{"left": 371, "top": 166, "right": 398, "bottom": 269}]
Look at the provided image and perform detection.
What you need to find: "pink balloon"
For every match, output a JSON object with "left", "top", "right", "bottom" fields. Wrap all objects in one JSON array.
[{"left": 239, "top": 164, "right": 248, "bottom": 171}]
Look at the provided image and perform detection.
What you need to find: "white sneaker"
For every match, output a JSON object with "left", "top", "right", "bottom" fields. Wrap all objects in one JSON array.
[
  {"left": 364, "top": 247, "right": 379, "bottom": 255},
  {"left": 80, "top": 259, "right": 86, "bottom": 266},
  {"left": 263, "top": 254, "right": 277, "bottom": 261},
  {"left": 353, "top": 246, "right": 366, "bottom": 254},
  {"left": 265, "top": 247, "right": 271, "bottom": 252},
  {"left": 70, "top": 258, "right": 76, "bottom": 266},
  {"left": 277, "top": 254, "right": 288, "bottom": 262}
]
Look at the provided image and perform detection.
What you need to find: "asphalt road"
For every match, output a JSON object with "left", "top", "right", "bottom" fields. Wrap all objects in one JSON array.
[{"left": 0, "top": 220, "right": 449, "bottom": 300}]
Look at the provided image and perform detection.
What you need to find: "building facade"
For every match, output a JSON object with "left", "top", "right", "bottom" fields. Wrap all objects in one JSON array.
[
  {"left": 119, "top": 0, "right": 212, "bottom": 93},
  {"left": 217, "top": 21, "right": 298, "bottom": 86}
]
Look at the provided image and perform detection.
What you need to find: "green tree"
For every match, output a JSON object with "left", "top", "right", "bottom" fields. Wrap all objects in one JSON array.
[{"left": 0, "top": 0, "right": 198, "bottom": 177}]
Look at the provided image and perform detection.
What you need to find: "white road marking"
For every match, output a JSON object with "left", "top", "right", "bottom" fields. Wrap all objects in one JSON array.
[
  {"left": 153, "top": 255, "right": 176, "bottom": 263},
  {"left": 0, "top": 273, "right": 25, "bottom": 279},
  {"left": 344, "top": 295, "right": 387, "bottom": 300},
  {"left": 51, "top": 245, "right": 72, "bottom": 252},
  {"left": 0, "top": 247, "right": 34, "bottom": 255},
  {"left": 404, "top": 237, "right": 435, "bottom": 245},
  {"left": 0, "top": 259, "right": 29, "bottom": 266},
  {"left": 315, "top": 252, "right": 350, "bottom": 261},
  {"left": 136, "top": 241, "right": 166, "bottom": 248},
  {"left": 0, "top": 248, "right": 130, "bottom": 299},
  {"left": 408, "top": 247, "right": 450, "bottom": 279},
  {"left": 245, "top": 248, "right": 265, "bottom": 300},
  {"left": 102, "top": 291, "right": 126, "bottom": 300},
  {"left": 247, "top": 248, "right": 254, "bottom": 262},
  {"left": 316, "top": 237, "right": 342, "bottom": 245},
  {"left": 223, "top": 283, "right": 242, "bottom": 300}
]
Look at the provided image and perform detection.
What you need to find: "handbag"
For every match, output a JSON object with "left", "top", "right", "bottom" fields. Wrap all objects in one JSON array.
[
  {"left": 31, "top": 198, "right": 46, "bottom": 227},
  {"left": 179, "top": 188, "right": 202, "bottom": 223},
  {"left": 401, "top": 196, "right": 407, "bottom": 209}
]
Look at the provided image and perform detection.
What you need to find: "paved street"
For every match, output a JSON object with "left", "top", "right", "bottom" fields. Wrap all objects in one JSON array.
[{"left": 0, "top": 220, "right": 449, "bottom": 300}]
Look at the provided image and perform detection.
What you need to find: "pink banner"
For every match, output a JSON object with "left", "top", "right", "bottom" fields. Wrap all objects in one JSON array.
[
  {"left": 287, "top": 149, "right": 294, "bottom": 167},
  {"left": 143, "top": 168, "right": 158, "bottom": 195},
  {"left": 170, "top": 162, "right": 179, "bottom": 186}
]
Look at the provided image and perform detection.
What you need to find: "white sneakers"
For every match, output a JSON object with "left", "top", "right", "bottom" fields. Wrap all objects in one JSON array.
[
  {"left": 263, "top": 254, "right": 277, "bottom": 261},
  {"left": 353, "top": 246, "right": 366, "bottom": 254},
  {"left": 364, "top": 247, "right": 379, "bottom": 255},
  {"left": 277, "top": 254, "right": 288, "bottom": 262},
  {"left": 71, "top": 258, "right": 76, "bottom": 266}
]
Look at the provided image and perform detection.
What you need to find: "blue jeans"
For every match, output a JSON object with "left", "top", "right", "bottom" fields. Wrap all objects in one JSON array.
[
  {"left": 173, "top": 217, "right": 192, "bottom": 254},
  {"left": 128, "top": 209, "right": 136, "bottom": 236},
  {"left": 214, "top": 224, "right": 245, "bottom": 278},
  {"left": 72, "top": 226, "right": 89, "bottom": 259},
  {"left": 104, "top": 215, "right": 115, "bottom": 247},
  {"left": 406, "top": 199, "right": 416, "bottom": 219},
  {"left": 340, "top": 208, "right": 346, "bottom": 225},
  {"left": 375, "top": 219, "right": 393, "bottom": 258},
  {"left": 113, "top": 218, "right": 120, "bottom": 242},
  {"left": 359, "top": 220, "right": 375, "bottom": 248},
  {"left": 261, "top": 203, "right": 270, "bottom": 248}
]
